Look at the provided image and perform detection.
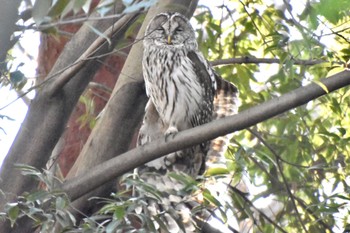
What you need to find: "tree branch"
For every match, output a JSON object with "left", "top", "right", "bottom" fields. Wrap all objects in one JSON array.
[
  {"left": 0, "top": 0, "right": 21, "bottom": 63},
  {"left": 48, "top": 13, "right": 139, "bottom": 97},
  {"left": 294, "top": 196, "right": 333, "bottom": 231},
  {"left": 61, "top": 70, "right": 350, "bottom": 201},
  {"left": 210, "top": 56, "right": 337, "bottom": 67},
  {"left": 230, "top": 186, "right": 288, "bottom": 233},
  {"left": 249, "top": 129, "right": 307, "bottom": 232}
]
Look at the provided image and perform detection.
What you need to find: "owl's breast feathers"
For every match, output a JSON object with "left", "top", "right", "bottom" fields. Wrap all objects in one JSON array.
[{"left": 143, "top": 46, "right": 216, "bottom": 132}]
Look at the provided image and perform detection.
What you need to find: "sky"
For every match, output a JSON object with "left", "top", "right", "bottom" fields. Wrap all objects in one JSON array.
[{"left": 0, "top": 29, "right": 39, "bottom": 167}]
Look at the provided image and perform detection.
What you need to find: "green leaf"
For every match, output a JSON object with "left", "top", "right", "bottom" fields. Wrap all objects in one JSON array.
[
  {"left": 48, "top": 0, "right": 70, "bottom": 18},
  {"left": 55, "top": 196, "right": 67, "bottom": 210},
  {"left": 314, "top": 0, "right": 350, "bottom": 24},
  {"left": 204, "top": 167, "right": 229, "bottom": 176},
  {"left": 202, "top": 189, "right": 221, "bottom": 207},
  {"left": 26, "top": 190, "right": 50, "bottom": 203},
  {"left": 32, "top": 0, "right": 53, "bottom": 25},
  {"left": 73, "top": 0, "right": 89, "bottom": 13},
  {"left": 113, "top": 206, "right": 125, "bottom": 220},
  {"left": 326, "top": 66, "right": 344, "bottom": 77},
  {"left": 8, "top": 205, "right": 20, "bottom": 227},
  {"left": 312, "top": 80, "right": 329, "bottom": 93},
  {"left": 10, "top": 70, "right": 25, "bottom": 84},
  {"left": 106, "top": 220, "right": 119, "bottom": 233},
  {"left": 14, "top": 164, "right": 41, "bottom": 177}
]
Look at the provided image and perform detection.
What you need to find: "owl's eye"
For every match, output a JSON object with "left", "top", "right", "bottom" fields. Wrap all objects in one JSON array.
[
  {"left": 156, "top": 27, "right": 165, "bottom": 33},
  {"left": 175, "top": 27, "right": 183, "bottom": 33}
]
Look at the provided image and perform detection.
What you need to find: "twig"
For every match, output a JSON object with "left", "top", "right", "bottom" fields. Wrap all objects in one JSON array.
[
  {"left": 294, "top": 196, "right": 333, "bottom": 232},
  {"left": 249, "top": 129, "right": 308, "bottom": 232},
  {"left": 248, "top": 129, "right": 310, "bottom": 169},
  {"left": 239, "top": 0, "right": 269, "bottom": 51},
  {"left": 210, "top": 56, "right": 337, "bottom": 67},
  {"left": 230, "top": 186, "right": 288, "bottom": 233}
]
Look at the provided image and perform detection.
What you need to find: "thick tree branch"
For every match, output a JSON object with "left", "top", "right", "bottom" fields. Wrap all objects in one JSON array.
[
  {"left": 210, "top": 56, "right": 338, "bottom": 67},
  {"left": 48, "top": 13, "right": 139, "bottom": 97},
  {"left": 61, "top": 70, "right": 350, "bottom": 201},
  {"left": 0, "top": 0, "right": 21, "bottom": 64}
]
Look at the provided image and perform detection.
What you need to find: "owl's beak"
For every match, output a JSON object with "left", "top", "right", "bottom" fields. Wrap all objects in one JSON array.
[{"left": 167, "top": 35, "right": 172, "bottom": 44}]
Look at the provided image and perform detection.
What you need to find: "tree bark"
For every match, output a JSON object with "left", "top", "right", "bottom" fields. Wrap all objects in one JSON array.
[{"left": 0, "top": 0, "right": 21, "bottom": 64}]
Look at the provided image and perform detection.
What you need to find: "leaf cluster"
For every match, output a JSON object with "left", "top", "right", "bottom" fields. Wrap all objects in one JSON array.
[{"left": 192, "top": 0, "right": 350, "bottom": 232}]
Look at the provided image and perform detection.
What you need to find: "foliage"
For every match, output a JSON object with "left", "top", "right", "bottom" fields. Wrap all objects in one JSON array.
[
  {"left": 1, "top": 0, "right": 350, "bottom": 232},
  {"left": 0, "top": 165, "right": 75, "bottom": 232},
  {"left": 0, "top": 166, "right": 202, "bottom": 232},
  {"left": 77, "top": 95, "right": 97, "bottom": 130},
  {"left": 194, "top": 0, "right": 350, "bottom": 232}
]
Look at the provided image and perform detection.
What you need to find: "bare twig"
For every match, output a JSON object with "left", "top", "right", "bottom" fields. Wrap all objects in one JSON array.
[
  {"left": 248, "top": 129, "right": 308, "bottom": 232},
  {"left": 210, "top": 56, "right": 338, "bottom": 67},
  {"left": 294, "top": 196, "right": 333, "bottom": 231},
  {"left": 230, "top": 186, "right": 288, "bottom": 233}
]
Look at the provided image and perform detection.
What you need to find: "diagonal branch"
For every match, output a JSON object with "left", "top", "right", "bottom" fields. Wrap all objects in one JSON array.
[
  {"left": 294, "top": 196, "right": 333, "bottom": 231},
  {"left": 249, "top": 129, "right": 307, "bottom": 232},
  {"left": 61, "top": 70, "right": 350, "bottom": 201},
  {"left": 48, "top": 13, "right": 140, "bottom": 97},
  {"left": 0, "top": 0, "right": 21, "bottom": 63},
  {"left": 210, "top": 56, "right": 341, "bottom": 67},
  {"left": 230, "top": 186, "right": 288, "bottom": 233}
]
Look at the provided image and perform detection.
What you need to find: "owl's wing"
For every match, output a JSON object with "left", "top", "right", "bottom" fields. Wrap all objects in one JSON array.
[
  {"left": 207, "top": 73, "right": 239, "bottom": 166},
  {"left": 187, "top": 50, "right": 216, "bottom": 99}
]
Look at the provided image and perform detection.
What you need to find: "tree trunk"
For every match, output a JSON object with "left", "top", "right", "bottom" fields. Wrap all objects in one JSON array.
[
  {"left": 0, "top": 0, "right": 21, "bottom": 63},
  {"left": 0, "top": 5, "right": 137, "bottom": 233}
]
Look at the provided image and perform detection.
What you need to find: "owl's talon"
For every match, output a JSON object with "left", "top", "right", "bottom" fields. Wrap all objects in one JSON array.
[{"left": 165, "top": 126, "right": 178, "bottom": 141}]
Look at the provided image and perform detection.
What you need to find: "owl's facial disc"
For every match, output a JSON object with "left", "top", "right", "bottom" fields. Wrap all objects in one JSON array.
[
  {"left": 154, "top": 23, "right": 184, "bottom": 46},
  {"left": 150, "top": 15, "right": 189, "bottom": 46}
]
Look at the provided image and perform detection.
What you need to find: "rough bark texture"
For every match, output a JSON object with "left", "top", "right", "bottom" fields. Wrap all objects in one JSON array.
[
  {"left": 65, "top": 0, "right": 200, "bottom": 219},
  {"left": 0, "top": 7, "right": 136, "bottom": 233}
]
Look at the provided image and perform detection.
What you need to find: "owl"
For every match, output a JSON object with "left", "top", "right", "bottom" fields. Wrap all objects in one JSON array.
[{"left": 136, "top": 12, "right": 238, "bottom": 232}]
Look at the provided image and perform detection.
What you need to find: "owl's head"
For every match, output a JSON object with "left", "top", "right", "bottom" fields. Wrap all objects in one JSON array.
[{"left": 144, "top": 12, "right": 197, "bottom": 49}]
